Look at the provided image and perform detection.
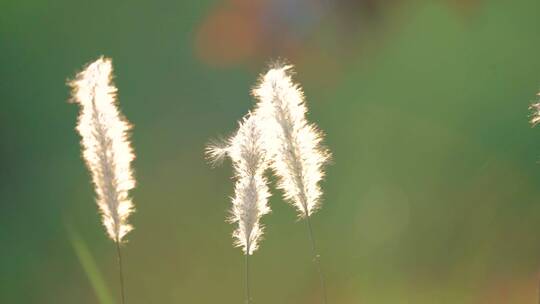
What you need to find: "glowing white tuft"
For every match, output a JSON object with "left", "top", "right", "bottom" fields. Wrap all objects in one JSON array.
[
  {"left": 530, "top": 91, "right": 540, "bottom": 126},
  {"left": 207, "top": 114, "right": 271, "bottom": 255},
  {"left": 252, "top": 65, "right": 330, "bottom": 217},
  {"left": 69, "top": 57, "right": 136, "bottom": 243}
]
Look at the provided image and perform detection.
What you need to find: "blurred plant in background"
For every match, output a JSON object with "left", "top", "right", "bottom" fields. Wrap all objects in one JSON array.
[{"left": 195, "top": 0, "right": 483, "bottom": 80}]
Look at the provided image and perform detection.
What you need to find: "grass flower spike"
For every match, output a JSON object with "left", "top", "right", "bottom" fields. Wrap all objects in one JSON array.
[
  {"left": 252, "top": 65, "right": 330, "bottom": 218},
  {"left": 252, "top": 64, "right": 331, "bottom": 304},
  {"left": 207, "top": 113, "right": 271, "bottom": 303},
  {"left": 208, "top": 114, "right": 271, "bottom": 255},
  {"left": 69, "top": 57, "right": 136, "bottom": 243},
  {"left": 69, "top": 56, "right": 135, "bottom": 304},
  {"left": 530, "top": 91, "right": 540, "bottom": 126}
]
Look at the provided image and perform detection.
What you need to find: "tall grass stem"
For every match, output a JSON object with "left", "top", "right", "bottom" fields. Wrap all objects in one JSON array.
[
  {"left": 115, "top": 241, "right": 126, "bottom": 304},
  {"left": 245, "top": 246, "right": 251, "bottom": 304},
  {"left": 304, "top": 212, "right": 327, "bottom": 304}
]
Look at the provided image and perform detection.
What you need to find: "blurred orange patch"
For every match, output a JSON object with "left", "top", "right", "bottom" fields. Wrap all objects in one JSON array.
[{"left": 195, "top": 2, "right": 261, "bottom": 67}]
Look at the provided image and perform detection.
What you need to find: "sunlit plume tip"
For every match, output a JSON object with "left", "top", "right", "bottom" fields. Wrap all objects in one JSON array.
[{"left": 69, "top": 56, "right": 136, "bottom": 243}]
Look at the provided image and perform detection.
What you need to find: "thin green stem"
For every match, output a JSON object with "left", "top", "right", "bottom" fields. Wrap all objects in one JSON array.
[
  {"left": 115, "top": 241, "right": 126, "bottom": 304},
  {"left": 304, "top": 214, "right": 328, "bottom": 304},
  {"left": 246, "top": 253, "right": 251, "bottom": 304},
  {"left": 245, "top": 243, "right": 251, "bottom": 304}
]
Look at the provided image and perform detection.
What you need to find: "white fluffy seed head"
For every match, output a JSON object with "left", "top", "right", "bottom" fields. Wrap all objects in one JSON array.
[
  {"left": 207, "top": 114, "right": 271, "bottom": 255},
  {"left": 252, "top": 65, "right": 330, "bottom": 218},
  {"left": 69, "top": 57, "right": 136, "bottom": 243},
  {"left": 530, "top": 91, "right": 540, "bottom": 126}
]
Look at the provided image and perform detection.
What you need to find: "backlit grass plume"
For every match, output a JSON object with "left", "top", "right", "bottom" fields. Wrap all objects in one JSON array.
[
  {"left": 207, "top": 113, "right": 271, "bottom": 303},
  {"left": 69, "top": 57, "right": 135, "bottom": 243},
  {"left": 207, "top": 113, "right": 271, "bottom": 255},
  {"left": 252, "top": 64, "right": 330, "bottom": 218},
  {"left": 69, "top": 56, "right": 135, "bottom": 304},
  {"left": 252, "top": 64, "right": 331, "bottom": 304},
  {"left": 529, "top": 91, "right": 540, "bottom": 126}
]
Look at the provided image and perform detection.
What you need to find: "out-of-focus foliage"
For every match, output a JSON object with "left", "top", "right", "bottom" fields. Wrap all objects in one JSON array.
[{"left": 195, "top": 0, "right": 482, "bottom": 70}]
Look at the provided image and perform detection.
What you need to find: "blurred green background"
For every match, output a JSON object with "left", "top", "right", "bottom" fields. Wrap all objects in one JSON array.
[{"left": 2, "top": 0, "right": 540, "bottom": 303}]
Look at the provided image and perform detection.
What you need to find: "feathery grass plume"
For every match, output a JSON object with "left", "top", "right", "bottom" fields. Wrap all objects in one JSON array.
[
  {"left": 252, "top": 64, "right": 330, "bottom": 218},
  {"left": 252, "top": 63, "right": 331, "bottom": 304},
  {"left": 69, "top": 56, "right": 135, "bottom": 304},
  {"left": 207, "top": 113, "right": 271, "bottom": 255},
  {"left": 530, "top": 91, "right": 540, "bottom": 126},
  {"left": 69, "top": 57, "right": 135, "bottom": 243},
  {"left": 206, "top": 113, "right": 271, "bottom": 303}
]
